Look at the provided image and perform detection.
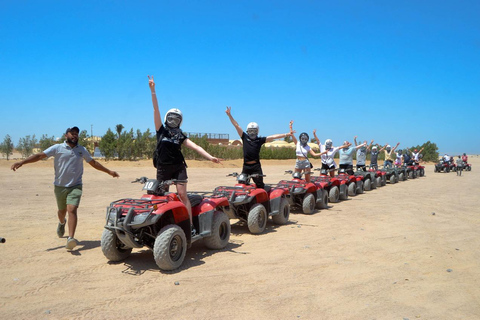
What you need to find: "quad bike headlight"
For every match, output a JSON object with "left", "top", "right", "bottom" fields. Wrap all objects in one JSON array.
[{"left": 132, "top": 212, "right": 150, "bottom": 225}]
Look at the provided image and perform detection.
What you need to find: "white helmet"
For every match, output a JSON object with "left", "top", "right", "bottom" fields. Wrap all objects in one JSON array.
[
  {"left": 164, "top": 108, "right": 183, "bottom": 128},
  {"left": 325, "top": 139, "right": 332, "bottom": 149},
  {"left": 246, "top": 122, "right": 259, "bottom": 139}
]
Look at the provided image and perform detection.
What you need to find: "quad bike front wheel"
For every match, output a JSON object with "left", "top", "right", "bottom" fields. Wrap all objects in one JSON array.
[
  {"left": 376, "top": 176, "right": 382, "bottom": 187},
  {"left": 247, "top": 203, "right": 268, "bottom": 234},
  {"left": 399, "top": 172, "right": 404, "bottom": 181},
  {"left": 154, "top": 224, "right": 187, "bottom": 271},
  {"left": 302, "top": 193, "right": 315, "bottom": 214},
  {"left": 389, "top": 175, "right": 396, "bottom": 184},
  {"left": 272, "top": 197, "right": 290, "bottom": 225},
  {"left": 101, "top": 229, "right": 132, "bottom": 262},
  {"left": 204, "top": 211, "right": 231, "bottom": 250},
  {"left": 328, "top": 186, "right": 340, "bottom": 203}
]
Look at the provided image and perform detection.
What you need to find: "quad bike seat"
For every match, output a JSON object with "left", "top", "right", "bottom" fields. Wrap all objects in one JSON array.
[{"left": 187, "top": 193, "right": 204, "bottom": 207}]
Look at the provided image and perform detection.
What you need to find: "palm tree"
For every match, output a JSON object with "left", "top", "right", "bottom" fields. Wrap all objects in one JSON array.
[{"left": 115, "top": 124, "right": 124, "bottom": 138}]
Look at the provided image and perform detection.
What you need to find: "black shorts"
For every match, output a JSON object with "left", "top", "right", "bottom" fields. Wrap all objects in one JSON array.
[
  {"left": 156, "top": 163, "right": 188, "bottom": 182},
  {"left": 339, "top": 164, "right": 354, "bottom": 175},
  {"left": 356, "top": 164, "right": 366, "bottom": 171},
  {"left": 242, "top": 162, "right": 264, "bottom": 189},
  {"left": 322, "top": 163, "right": 335, "bottom": 170}
]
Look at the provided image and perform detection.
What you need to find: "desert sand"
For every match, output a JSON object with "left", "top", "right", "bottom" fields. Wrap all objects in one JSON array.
[{"left": 1, "top": 156, "right": 479, "bottom": 319}]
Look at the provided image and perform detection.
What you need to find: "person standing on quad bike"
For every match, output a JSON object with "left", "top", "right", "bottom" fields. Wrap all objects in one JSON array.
[
  {"left": 403, "top": 149, "right": 414, "bottom": 166},
  {"left": 462, "top": 153, "right": 468, "bottom": 164},
  {"left": 289, "top": 121, "right": 326, "bottom": 182},
  {"left": 354, "top": 136, "right": 374, "bottom": 171},
  {"left": 338, "top": 138, "right": 367, "bottom": 175},
  {"left": 410, "top": 147, "right": 424, "bottom": 163},
  {"left": 149, "top": 75, "right": 223, "bottom": 236},
  {"left": 394, "top": 149, "right": 404, "bottom": 166},
  {"left": 370, "top": 144, "right": 386, "bottom": 170},
  {"left": 313, "top": 130, "right": 350, "bottom": 177},
  {"left": 11, "top": 126, "right": 120, "bottom": 250},
  {"left": 383, "top": 142, "right": 400, "bottom": 168},
  {"left": 225, "top": 106, "right": 291, "bottom": 189}
]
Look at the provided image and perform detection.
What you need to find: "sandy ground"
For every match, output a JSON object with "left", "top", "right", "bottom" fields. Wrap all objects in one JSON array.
[{"left": 1, "top": 156, "right": 479, "bottom": 320}]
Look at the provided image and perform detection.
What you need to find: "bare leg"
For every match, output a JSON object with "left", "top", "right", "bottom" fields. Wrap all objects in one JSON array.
[
  {"left": 57, "top": 209, "right": 67, "bottom": 224},
  {"left": 66, "top": 204, "right": 78, "bottom": 238},
  {"left": 176, "top": 183, "right": 192, "bottom": 225}
]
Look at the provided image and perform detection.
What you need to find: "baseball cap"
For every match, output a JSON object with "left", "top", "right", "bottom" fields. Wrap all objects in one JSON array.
[{"left": 66, "top": 126, "right": 80, "bottom": 134}]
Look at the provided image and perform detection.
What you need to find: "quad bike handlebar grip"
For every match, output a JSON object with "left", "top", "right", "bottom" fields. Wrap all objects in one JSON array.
[{"left": 0, "top": 237, "right": 5, "bottom": 243}]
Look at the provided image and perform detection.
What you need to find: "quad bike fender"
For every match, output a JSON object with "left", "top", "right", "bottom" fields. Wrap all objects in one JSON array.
[
  {"left": 152, "top": 201, "right": 189, "bottom": 225},
  {"left": 269, "top": 195, "right": 284, "bottom": 216},
  {"left": 193, "top": 197, "right": 230, "bottom": 214},
  {"left": 268, "top": 187, "right": 287, "bottom": 200},
  {"left": 306, "top": 183, "right": 318, "bottom": 194},
  {"left": 249, "top": 189, "right": 270, "bottom": 203}
]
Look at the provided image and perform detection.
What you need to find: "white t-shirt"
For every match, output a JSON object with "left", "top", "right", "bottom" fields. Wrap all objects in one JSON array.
[
  {"left": 320, "top": 144, "right": 341, "bottom": 167},
  {"left": 296, "top": 142, "right": 310, "bottom": 158}
]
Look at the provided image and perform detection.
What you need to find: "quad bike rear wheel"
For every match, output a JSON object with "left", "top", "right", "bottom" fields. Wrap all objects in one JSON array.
[
  {"left": 204, "top": 211, "right": 231, "bottom": 250},
  {"left": 364, "top": 178, "right": 371, "bottom": 191},
  {"left": 408, "top": 171, "right": 414, "bottom": 179},
  {"left": 389, "top": 175, "right": 396, "bottom": 184},
  {"left": 382, "top": 175, "right": 387, "bottom": 186},
  {"left": 399, "top": 173, "right": 404, "bottom": 181},
  {"left": 154, "top": 224, "right": 187, "bottom": 271},
  {"left": 302, "top": 193, "right": 315, "bottom": 214},
  {"left": 315, "top": 189, "right": 329, "bottom": 209},
  {"left": 376, "top": 176, "right": 382, "bottom": 187},
  {"left": 356, "top": 181, "right": 364, "bottom": 194},
  {"left": 328, "top": 186, "right": 340, "bottom": 203},
  {"left": 101, "top": 229, "right": 132, "bottom": 262},
  {"left": 272, "top": 198, "right": 290, "bottom": 225},
  {"left": 348, "top": 182, "right": 356, "bottom": 196},
  {"left": 247, "top": 203, "right": 268, "bottom": 234},
  {"left": 339, "top": 184, "right": 349, "bottom": 200}
]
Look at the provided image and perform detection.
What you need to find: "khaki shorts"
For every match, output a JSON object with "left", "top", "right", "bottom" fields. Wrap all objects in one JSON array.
[{"left": 54, "top": 185, "right": 83, "bottom": 210}]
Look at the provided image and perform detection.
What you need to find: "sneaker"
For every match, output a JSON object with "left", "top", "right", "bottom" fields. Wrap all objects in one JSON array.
[
  {"left": 57, "top": 221, "right": 66, "bottom": 238},
  {"left": 66, "top": 237, "right": 78, "bottom": 250}
]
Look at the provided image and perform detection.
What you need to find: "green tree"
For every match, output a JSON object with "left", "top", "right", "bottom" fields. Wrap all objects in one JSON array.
[
  {"left": 99, "top": 128, "right": 117, "bottom": 161},
  {"left": 116, "top": 129, "right": 134, "bottom": 160},
  {"left": 77, "top": 130, "right": 93, "bottom": 154},
  {"left": 116, "top": 124, "right": 124, "bottom": 138},
  {"left": 17, "top": 135, "right": 38, "bottom": 158},
  {"left": 39, "top": 134, "right": 57, "bottom": 151},
  {"left": 0, "top": 134, "right": 14, "bottom": 160}
]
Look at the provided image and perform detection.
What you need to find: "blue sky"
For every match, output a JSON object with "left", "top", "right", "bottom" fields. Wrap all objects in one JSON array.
[{"left": 1, "top": 0, "right": 479, "bottom": 155}]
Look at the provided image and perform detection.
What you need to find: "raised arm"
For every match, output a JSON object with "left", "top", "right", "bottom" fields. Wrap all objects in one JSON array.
[
  {"left": 354, "top": 136, "right": 358, "bottom": 146},
  {"left": 148, "top": 75, "right": 162, "bottom": 131},
  {"left": 225, "top": 106, "right": 243, "bottom": 138},
  {"left": 354, "top": 141, "right": 367, "bottom": 149},
  {"left": 378, "top": 144, "right": 387, "bottom": 152},
  {"left": 309, "top": 149, "right": 328, "bottom": 158},
  {"left": 88, "top": 159, "right": 119, "bottom": 178},
  {"left": 184, "top": 139, "right": 222, "bottom": 163},
  {"left": 367, "top": 139, "right": 374, "bottom": 151},
  {"left": 392, "top": 142, "right": 400, "bottom": 152},
  {"left": 11, "top": 152, "right": 47, "bottom": 171},
  {"left": 313, "top": 129, "right": 320, "bottom": 146},
  {"left": 289, "top": 120, "right": 297, "bottom": 144},
  {"left": 266, "top": 132, "right": 292, "bottom": 143}
]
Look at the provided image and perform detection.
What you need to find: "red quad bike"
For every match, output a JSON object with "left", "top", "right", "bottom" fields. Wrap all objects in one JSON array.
[
  {"left": 337, "top": 169, "right": 364, "bottom": 196},
  {"left": 213, "top": 173, "right": 290, "bottom": 234},
  {"left": 368, "top": 165, "right": 387, "bottom": 187},
  {"left": 101, "top": 178, "right": 231, "bottom": 271},
  {"left": 463, "top": 161, "right": 472, "bottom": 172},
  {"left": 434, "top": 159, "right": 450, "bottom": 173},
  {"left": 312, "top": 168, "right": 342, "bottom": 204},
  {"left": 274, "top": 170, "right": 327, "bottom": 214}
]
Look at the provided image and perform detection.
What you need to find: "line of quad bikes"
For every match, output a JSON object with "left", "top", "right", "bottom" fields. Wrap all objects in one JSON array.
[
  {"left": 434, "top": 158, "right": 472, "bottom": 173},
  {"left": 100, "top": 160, "right": 446, "bottom": 272}
]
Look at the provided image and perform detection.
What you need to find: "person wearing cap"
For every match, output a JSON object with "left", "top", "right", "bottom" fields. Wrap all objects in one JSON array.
[
  {"left": 313, "top": 130, "right": 350, "bottom": 177},
  {"left": 370, "top": 144, "right": 386, "bottom": 170},
  {"left": 11, "top": 126, "right": 119, "bottom": 251},
  {"left": 383, "top": 142, "right": 400, "bottom": 168},
  {"left": 225, "top": 106, "right": 291, "bottom": 188},
  {"left": 149, "top": 75, "right": 223, "bottom": 236},
  {"left": 354, "top": 136, "right": 374, "bottom": 171},
  {"left": 289, "top": 122, "right": 327, "bottom": 182},
  {"left": 338, "top": 137, "right": 367, "bottom": 175}
]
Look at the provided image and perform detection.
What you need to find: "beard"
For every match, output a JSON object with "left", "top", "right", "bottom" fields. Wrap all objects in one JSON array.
[{"left": 67, "top": 137, "right": 78, "bottom": 146}]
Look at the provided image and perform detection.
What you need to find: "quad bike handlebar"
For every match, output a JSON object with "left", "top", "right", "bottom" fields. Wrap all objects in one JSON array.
[
  {"left": 0, "top": 237, "right": 5, "bottom": 243},
  {"left": 227, "top": 172, "right": 266, "bottom": 178}
]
